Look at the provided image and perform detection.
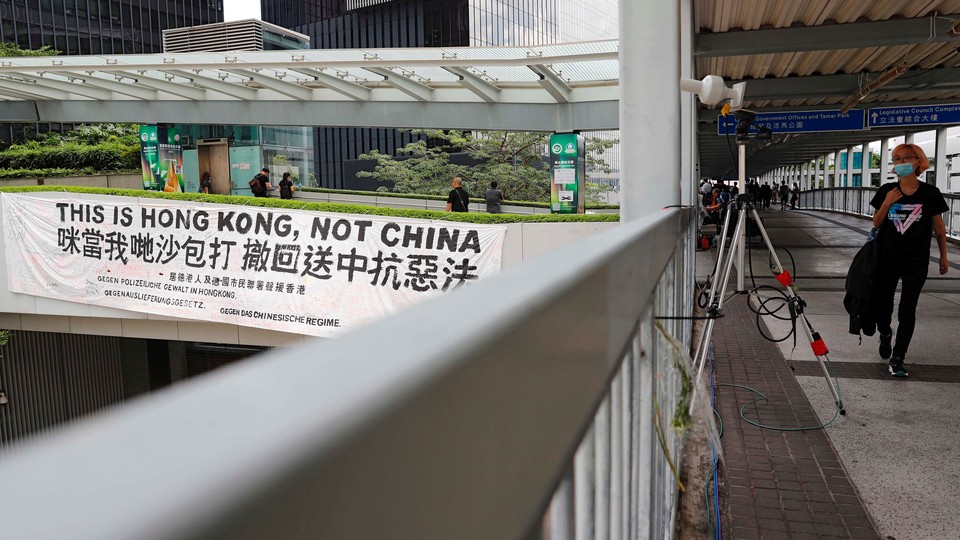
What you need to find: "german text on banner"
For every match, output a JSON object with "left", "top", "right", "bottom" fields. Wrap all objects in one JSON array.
[{"left": 1, "top": 194, "right": 506, "bottom": 337}]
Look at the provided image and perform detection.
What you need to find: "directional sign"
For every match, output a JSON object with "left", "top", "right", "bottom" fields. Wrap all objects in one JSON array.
[
  {"left": 717, "top": 109, "right": 864, "bottom": 135},
  {"left": 867, "top": 103, "right": 960, "bottom": 128}
]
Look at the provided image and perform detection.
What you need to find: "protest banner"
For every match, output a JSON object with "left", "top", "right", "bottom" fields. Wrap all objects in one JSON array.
[{"left": 2, "top": 194, "right": 506, "bottom": 337}]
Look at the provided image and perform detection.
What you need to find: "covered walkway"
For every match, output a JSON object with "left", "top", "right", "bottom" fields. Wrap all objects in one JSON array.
[{"left": 699, "top": 208, "right": 960, "bottom": 539}]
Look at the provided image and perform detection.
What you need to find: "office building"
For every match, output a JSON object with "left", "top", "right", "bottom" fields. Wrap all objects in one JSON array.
[
  {"left": 261, "top": 0, "right": 560, "bottom": 188},
  {"left": 0, "top": 0, "right": 223, "bottom": 140},
  {"left": 0, "top": 1, "right": 222, "bottom": 56}
]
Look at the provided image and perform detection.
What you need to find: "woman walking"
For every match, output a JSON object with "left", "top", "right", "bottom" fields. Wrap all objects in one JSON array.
[{"left": 870, "top": 144, "right": 949, "bottom": 377}]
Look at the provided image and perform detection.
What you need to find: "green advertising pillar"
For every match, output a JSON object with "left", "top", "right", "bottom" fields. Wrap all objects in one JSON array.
[
  {"left": 550, "top": 133, "right": 586, "bottom": 214},
  {"left": 139, "top": 126, "right": 183, "bottom": 192}
]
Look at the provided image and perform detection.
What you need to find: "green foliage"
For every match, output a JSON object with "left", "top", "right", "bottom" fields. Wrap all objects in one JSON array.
[
  {"left": 358, "top": 129, "right": 616, "bottom": 203},
  {"left": 298, "top": 186, "right": 620, "bottom": 209},
  {"left": 0, "top": 124, "right": 140, "bottom": 172},
  {"left": 0, "top": 186, "right": 621, "bottom": 223},
  {"left": 0, "top": 42, "right": 58, "bottom": 57}
]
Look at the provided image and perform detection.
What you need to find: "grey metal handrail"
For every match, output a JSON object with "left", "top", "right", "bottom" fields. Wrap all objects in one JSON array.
[
  {"left": 0, "top": 208, "right": 695, "bottom": 540},
  {"left": 799, "top": 187, "right": 960, "bottom": 241}
]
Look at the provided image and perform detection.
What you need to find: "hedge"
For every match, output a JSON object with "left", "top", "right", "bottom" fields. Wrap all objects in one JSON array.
[
  {"left": 0, "top": 168, "right": 139, "bottom": 179},
  {"left": 0, "top": 186, "right": 621, "bottom": 223},
  {"left": 0, "top": 141, "right": 139, "bottom": 171},
  {"left": 299, "top": 186, "right": 620, "bottom": 210}
]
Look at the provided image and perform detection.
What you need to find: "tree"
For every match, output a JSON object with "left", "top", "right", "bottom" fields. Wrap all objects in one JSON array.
[
  {"left": 0, "top": 42, "right": 58, "bottom": 57},
  {"left": 358, "top": 129, "right": 617, "bottom": 202}
]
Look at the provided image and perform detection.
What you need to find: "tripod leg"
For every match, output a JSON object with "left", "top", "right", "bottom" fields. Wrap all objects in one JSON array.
[
  {"left": 692, "top": 207, "right": 748, "bottom": 408},
  {"left": 746, "top": 206, "right": 846, "bottom": 413}
]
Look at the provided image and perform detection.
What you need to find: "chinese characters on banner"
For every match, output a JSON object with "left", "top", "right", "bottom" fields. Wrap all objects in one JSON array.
[{"left": 1, "top": 194, "right": 506, "bottom": 337}]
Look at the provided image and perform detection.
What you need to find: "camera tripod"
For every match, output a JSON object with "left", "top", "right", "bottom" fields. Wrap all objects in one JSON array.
[{"left": 692, "top": 195, "right": 845, "bottom": 415}]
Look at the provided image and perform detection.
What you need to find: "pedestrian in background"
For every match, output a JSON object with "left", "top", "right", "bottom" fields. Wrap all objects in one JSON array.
[
  {"left": 445, "top": 177, "right": 470, "bottom": 212},
  {"left": 485, "top": 181, "right": 504, "bottom": 213}
]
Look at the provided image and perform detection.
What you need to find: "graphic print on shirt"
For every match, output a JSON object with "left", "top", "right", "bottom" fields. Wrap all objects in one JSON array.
[{"left": 888, "top": 203, "right": 923, "bottom": 234}]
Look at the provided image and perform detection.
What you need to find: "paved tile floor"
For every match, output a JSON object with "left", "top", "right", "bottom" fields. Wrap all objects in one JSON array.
[{"left": 700, "top": 208, "right": 960, "bottom": 539}]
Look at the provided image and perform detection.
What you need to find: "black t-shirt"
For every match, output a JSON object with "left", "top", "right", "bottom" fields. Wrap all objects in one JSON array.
[
  {"left": 870, "top": 181, "right": 948, "bottom": 265},
  {"left": 279, "top": 178, "right": 294, "bottom": 199},
  {"left": 447, "top": 187, "right": 470, "bottom": 212},
  {"left": 255, "top": 174, "right": 270, "bottom": 197}
]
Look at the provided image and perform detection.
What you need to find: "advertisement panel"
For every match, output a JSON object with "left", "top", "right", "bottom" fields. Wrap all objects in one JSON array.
[
  {"left": 139, "top": 126, "right": 183, "bottom": 192},
  {"left": 2, "top": 194, "right": 506, "bottom": 338},
  {"left": 550, "top": 133, "right": 585, "bottom": 214}
]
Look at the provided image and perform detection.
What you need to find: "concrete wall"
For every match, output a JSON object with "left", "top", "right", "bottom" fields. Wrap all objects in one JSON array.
[{"left": 0, "top": 192, "right": 618, "bottom": 346}]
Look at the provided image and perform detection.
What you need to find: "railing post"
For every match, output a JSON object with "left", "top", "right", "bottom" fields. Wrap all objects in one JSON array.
[
  {"left": 635, "top": 312, "right": 655, "bottom": 538},
  {"left": 549, "top": 472, "right": 575, "bottom": 540},
  {"left": 594, "top": 397, "right": 611, "bottom": 539},
  {"left": 574, "top": 427, "right": 595, "bottom": 540}
]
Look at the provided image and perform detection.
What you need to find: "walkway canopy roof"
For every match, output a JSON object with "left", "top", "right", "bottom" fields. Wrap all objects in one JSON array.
[
  {"left": 695, "top": 1, "right": 960, "bottom": 178},
  {"left": 0, "top": 41, "right": 618, "bottom": 133}
]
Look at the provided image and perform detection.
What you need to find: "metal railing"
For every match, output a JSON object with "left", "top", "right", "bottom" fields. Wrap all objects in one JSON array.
[
  {"left": 799, "top": 187, "right": 960, "bottom": 242},
  {"left": 0, "top": 208, "right": 696, "bottom": 540}
]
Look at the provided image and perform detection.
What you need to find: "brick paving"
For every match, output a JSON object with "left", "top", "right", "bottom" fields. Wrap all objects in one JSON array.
[{"left": 711, "top": 297, "right": 881, "bottom": 540}]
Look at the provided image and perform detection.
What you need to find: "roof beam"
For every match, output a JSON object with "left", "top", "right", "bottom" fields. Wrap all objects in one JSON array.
[
  {"left": 696, "top": 16, "right": 960, "bottom": 57},
  {"left": 61, "top": 71, "right": 157, "bottom": 100},
  {"left": 114, "top": 71, "right": 207, "bottom": 100},
  {"left": 442, "top": 66, "right": 501, "bottom": 103},
  {"left": 287, "top": 67, "right": 371, "bottom": 101},
  {"left": 365, "top": 67, "right": 434, "bottom": 102},
  {"left": 7, "top": 72, "right": 114, "bottom": 100},
  {"left": 221, "top": 69, "right": 314, "bottom": 100},
  {"left": 161, "top": 69, "right": 259, "bottom": 100},
  {"left": 527, "top": 64, "right": 572, "bottom": 103},
  {"left": 0, "top": 77, "right": 70, "bottom": 100}
]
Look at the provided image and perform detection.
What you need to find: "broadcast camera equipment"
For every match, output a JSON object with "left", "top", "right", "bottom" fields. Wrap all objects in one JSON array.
[{"left": 734, "top": 110, "right": 773, "bottom": 143}]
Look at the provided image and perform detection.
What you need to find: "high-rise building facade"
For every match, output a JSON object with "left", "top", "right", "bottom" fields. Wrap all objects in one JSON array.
[
  {"left": 0, "top": 1, "right": 223, "bottom": 141},
  {"left": 261, "top": 0, "right": 560, "bottom": 188},
  {"left": 0, "top": 1, "right": 223, "bottom": 55}
]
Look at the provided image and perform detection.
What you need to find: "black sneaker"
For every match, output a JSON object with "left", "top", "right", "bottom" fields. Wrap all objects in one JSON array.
[
  {"left": 878, "top": 333, "right": 892, "bottom": 360},
  {"left": 889, "top": 356, "right": 908, "bottom": 377}
]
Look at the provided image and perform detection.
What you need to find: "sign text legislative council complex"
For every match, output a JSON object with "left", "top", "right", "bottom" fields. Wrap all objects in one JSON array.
[{"left": 2, "top": 194, "right": 506, "bottom": 337}]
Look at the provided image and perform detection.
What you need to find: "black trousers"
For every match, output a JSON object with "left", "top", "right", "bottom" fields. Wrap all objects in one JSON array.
[{"left": 874, "top": 262, "right": 928, "bottom": 357}]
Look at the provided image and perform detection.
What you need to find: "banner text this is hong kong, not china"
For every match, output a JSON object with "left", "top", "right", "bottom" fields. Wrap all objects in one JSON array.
[{"left": 1, "top": 195, "right": 506, "bottom": 337}]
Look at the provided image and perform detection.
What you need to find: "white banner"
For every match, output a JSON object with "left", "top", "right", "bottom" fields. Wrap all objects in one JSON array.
[{"left": 2, "top": 194, "right": 506, "bottom": 337}]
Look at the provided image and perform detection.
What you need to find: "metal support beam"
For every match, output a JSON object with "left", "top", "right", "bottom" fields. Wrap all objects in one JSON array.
[
  {"left": 288, "top": 67, "right": 371, "bottom": 101},
  {"left": 61, "top": 71, "right": 157, "bottom": 100},
  {"left": 0, "top": 77, "right": 69, "bottom": 100},
  {"left": 621, "top": 0, "right": 679, "bottom": 220},
  {"left": 162, "top": 70, "right": 259, "bottom": 100},
  {"left": 861, "top": 142, "right": 871, "bottom": 187},
  {"left": 365, "top": 67, "right": 434, "bottom": 102},
  {"left": 696, "top": 16, "right": 960, "bottom": 57},
  {"left": 935, "top": 127, "right": 949, "bottom": 191},
  {"left": 528, "top": 64, "right": 572, "bottom": 103},
  {"left": 8, "top": 72, "right": 113, "bottom": 100},
  {"left": 115, "top": 71, "right": 207, "bottom": 100},
  {"left": 879, "top": 138, "right": 891, "bottom": 184},
  {"left": 222, "top": 69, "right": 314, "bottom": 101},
  {"left": 442, "top": 66, "right": 500, "bottom": 103}
]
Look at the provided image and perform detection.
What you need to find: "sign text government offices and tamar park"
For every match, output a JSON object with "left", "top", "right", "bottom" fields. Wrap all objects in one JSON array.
[
  {"left": 1, "top": 194, "right": 506, "bottom": 337},
  {"left": 717, "top": 103, "right": 960, "bottom": 135}
]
